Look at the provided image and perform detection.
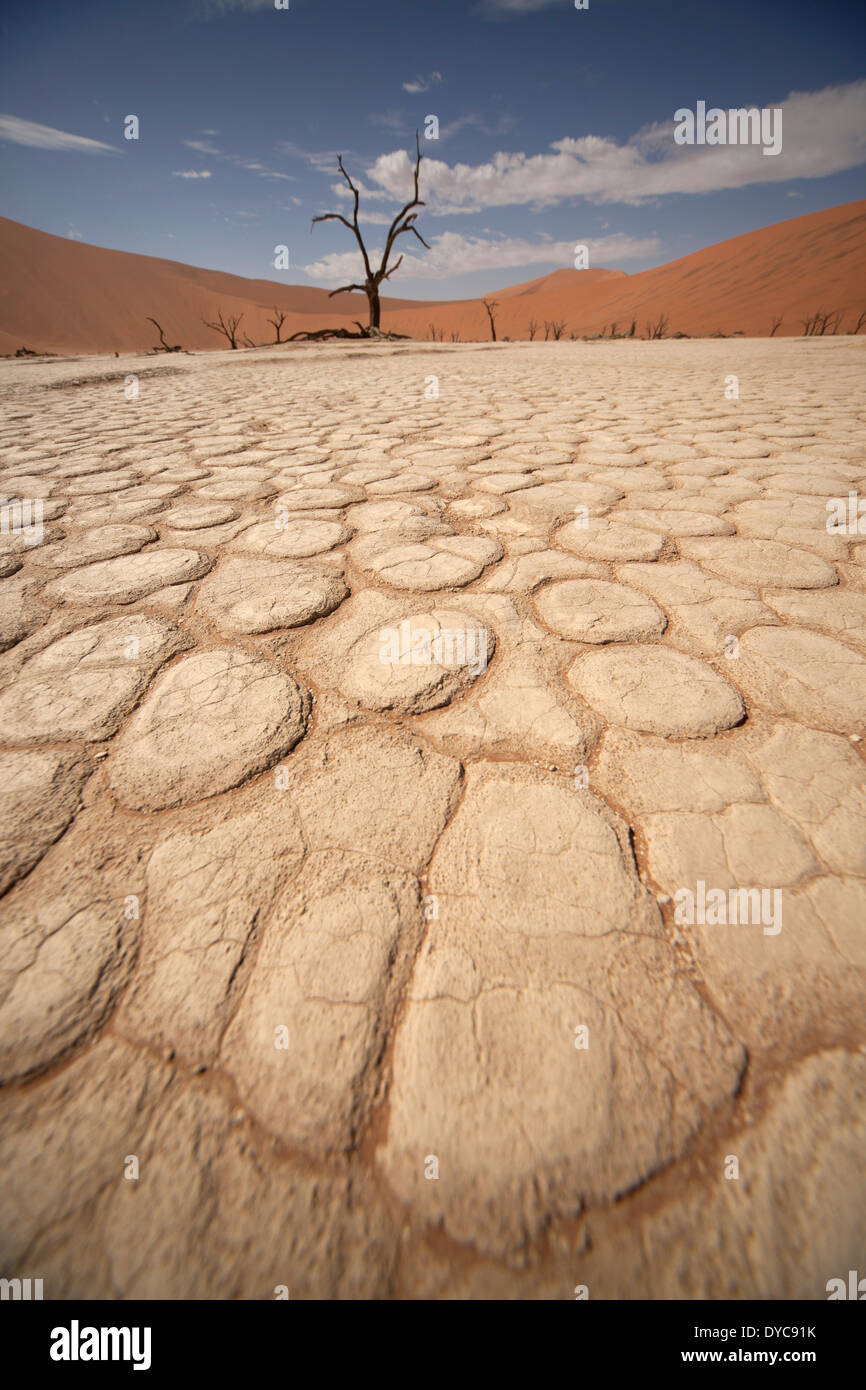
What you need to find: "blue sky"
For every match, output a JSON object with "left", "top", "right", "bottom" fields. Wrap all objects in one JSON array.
[{"left": 0, "top": 0, "right": 864, "bottom": 299}]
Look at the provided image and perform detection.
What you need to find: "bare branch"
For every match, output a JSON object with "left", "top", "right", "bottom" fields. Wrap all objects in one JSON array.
[
  {"left": 202, "top": 310, "right": 243, "bottom": 349},
  {"left": 146, "top": 317, "right": 182, "bottom": 353},
  {"left": 381, "top": 254, "right": 404, "bottom": 282},
  {"left": 267, "top": 307, "right": 288, "bottom": 344},
  {"left": 645, "top": 313, "right": 669, "bottom": 340},
  {"left": 306, "top": 132, "right": 428, "bottom": 332},
  {"left": 482, "top": 298, "right": 499, "bottom": 342},
  {"left": 311, "top": 212, "right": 356, "bottom": 233},
  {"left": 378, "top": 130, "right": 428, "bottom": 283}
]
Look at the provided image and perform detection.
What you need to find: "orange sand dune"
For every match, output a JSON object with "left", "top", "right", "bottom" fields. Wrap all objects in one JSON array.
[{"left": 0, "top": 200, "right": 863, "bottom": 356}]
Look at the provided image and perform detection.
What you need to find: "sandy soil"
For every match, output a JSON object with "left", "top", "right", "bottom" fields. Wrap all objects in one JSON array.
[
  {"left": 2, "top": 198, "right": 864, "bottom": 356},
  {"left": 0, "top": 336, "right": 864, "bottom": 1299}
]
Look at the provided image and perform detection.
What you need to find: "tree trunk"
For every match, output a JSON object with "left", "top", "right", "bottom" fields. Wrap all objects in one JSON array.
[{"left": 368, "top": 287, "right": 381, "bottom": 331}]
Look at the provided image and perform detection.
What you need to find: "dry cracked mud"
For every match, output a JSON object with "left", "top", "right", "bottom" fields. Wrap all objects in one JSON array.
[{"left": 0, "top": 337, "right": 864, "bottom": 1300}]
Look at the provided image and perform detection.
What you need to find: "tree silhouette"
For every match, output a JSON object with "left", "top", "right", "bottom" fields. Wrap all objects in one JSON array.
[
  {"left": 645, "top": 313, "right": 669, "bottom": 340},
  {"left": 202, "top": 310, "right": 244, "bottom": 349},
  {"left": 146, "top": 318, "right": 182, "bottom": 353},
  {"left": 482, "top": 298, "right": 499, "bottom": 342},
  {"left": 268, "top": 307, "right": 288, "bottom": 344},
  {"left": 312, "top": 132, "right": 429, "bottom": 334}
]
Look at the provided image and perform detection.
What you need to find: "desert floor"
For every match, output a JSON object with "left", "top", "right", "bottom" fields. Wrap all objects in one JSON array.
[{"left": 0, "top": 337, "right": 864, "bottom": 1299}]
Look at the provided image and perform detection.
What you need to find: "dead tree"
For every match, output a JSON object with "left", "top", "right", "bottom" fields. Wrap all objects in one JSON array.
[
  {"left": 312, "top": 132, "right": 429, "bottom": 334},
  {"left": 146, "top": 317, "right": 182, "bottom": 353},
  {"left": 851, "top": 310, "right": 866, "bottom": 335},
  {"left": 627, "top": 319, "right": 636, "bottom": 338},
  {"left": 527, "top": 319, "right": 538, "bottom": 341},
  {"left": 549, "top": 320, "right": 566, "bottom": 341},
  {"left": 450, "top": 331, "right": 461, "bottom": 342},
  {"left": 268, "top": 307, "right": 288, "bottom": 344},
  {"left": 645, "top": 313, "right": 669, "bottom": 340},
  {"left": 482, "top": 298, "right": 499, "bottom": 342},
  {"left": 286, "top": 325, "right": 410, "bottom": 343},
  {"left": 800, "top": 309, "right": 839, "bottom": 337},
  {"left": 769, "top": 315, "right": 783, "bottom": 337},
  {"left": 202, "top": 310, "right": 244, "bottom": 349}
]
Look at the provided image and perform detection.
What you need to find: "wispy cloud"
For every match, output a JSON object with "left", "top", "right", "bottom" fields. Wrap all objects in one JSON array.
[
  {"left": 184, "top": 138, "right": 222, "bottom": 156},
  {"left": 403, "top": 71, "right": 443, "bottom": 95},
  {"left": 439, "top": 112, "right": 520, "bottom": 139},
  {"left": 369, "top": 110, "right": 408, "bottom": 133},
  {"left": 366, "top": 82, "right": 866, "bottom": 212},
  {"left": 370, "top": 109, "right": 519, "bottom": 141},
  {"left": 303, "top": 229, "right": 659, "bottom": 283},
  {"left": 277, "top": 139, "right": 345, "bottom": 173},
  {"left": 183, "top": 136, "right": 295, "bottom": 180},
  {"left": 173, "top": 168, "right": 213, "bottom": 179},
  {"left": 0, "top": 114, "right": 117, "bottom": 155}
]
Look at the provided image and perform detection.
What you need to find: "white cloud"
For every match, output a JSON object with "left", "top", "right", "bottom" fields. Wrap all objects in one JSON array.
[
  {"left": 365, "top": 81, "right": 866, "bottom": 212},
  {"left": 0, "top": 114, "right": 117, "bottom": 155},
  {"left": 173, "top": 169, "right": 213, "bottom": 179},
  {"left": 403, "top": 71, "right": 443, "bottom": 95},
  {"left": 302, "top": 228, "right": 659, "bottom": 282}
]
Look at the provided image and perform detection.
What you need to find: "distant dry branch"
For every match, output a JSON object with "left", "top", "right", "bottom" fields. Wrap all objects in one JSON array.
[{"left": 202, "top": 310, "right": 244, "bottom": 349}]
